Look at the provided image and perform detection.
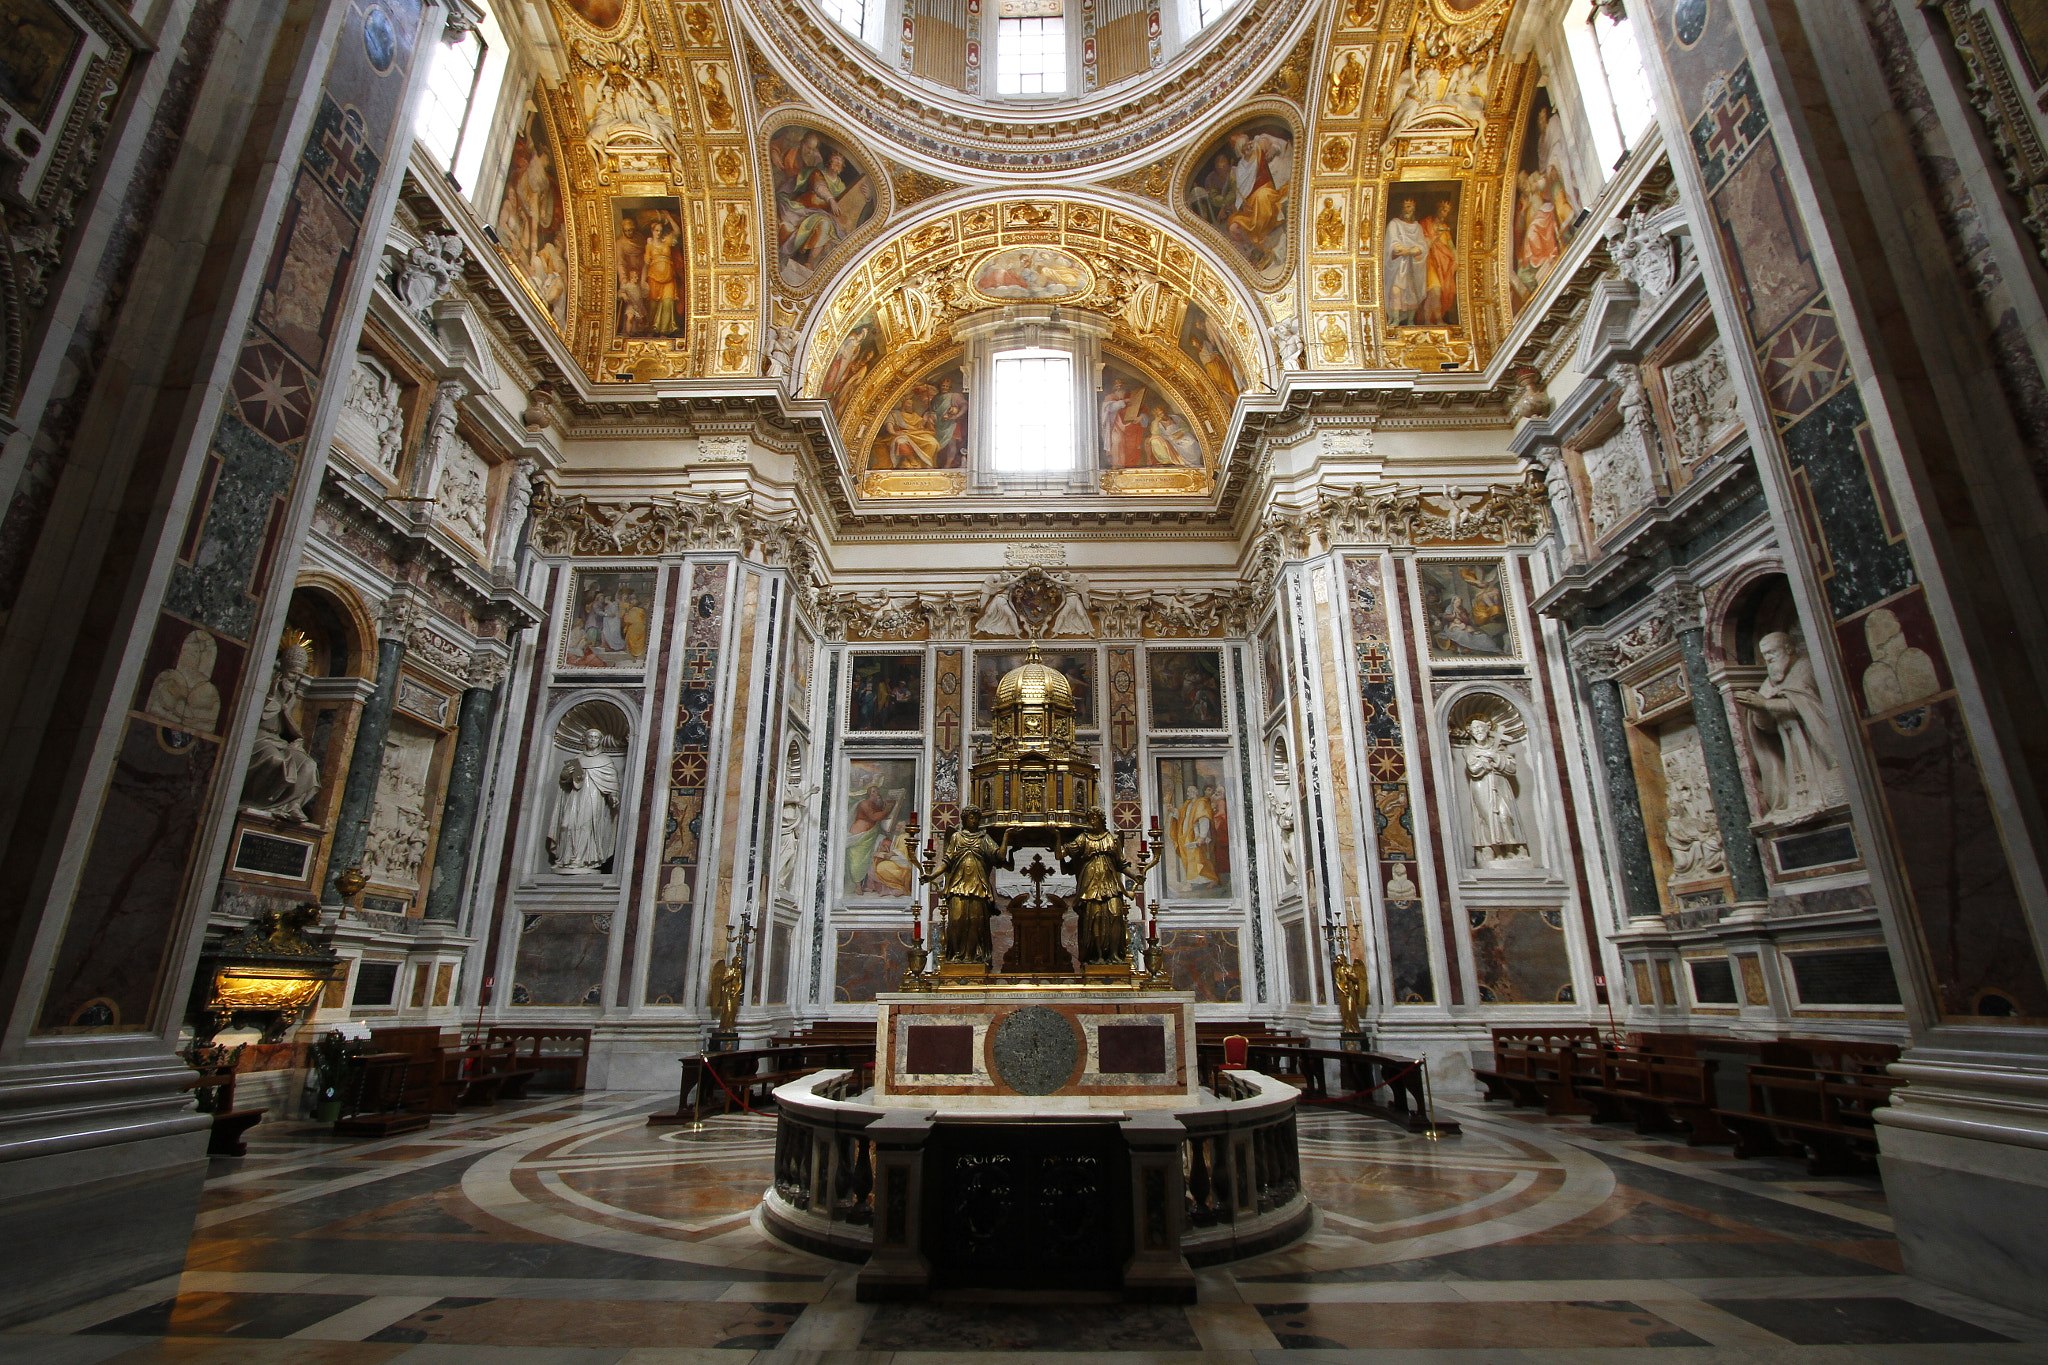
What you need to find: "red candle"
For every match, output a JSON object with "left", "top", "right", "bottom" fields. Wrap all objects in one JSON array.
[
  {"left": 913, "top": 919, "right": 923, "bottom": 942},
  {"left": 908, "top": 811, "right": 918, "bottom": 826}
]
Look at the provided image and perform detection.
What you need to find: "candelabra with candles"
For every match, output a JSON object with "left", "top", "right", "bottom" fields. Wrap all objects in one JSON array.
[
  {"left": 1133, "top": 814, "right": 1169, "bottom": 987},
  {"left": 898, "top": 810, "right": 937, "bottom": 990},
  {"left": 1324, "top": 900, "right": 1369, "bottom": 1040}
]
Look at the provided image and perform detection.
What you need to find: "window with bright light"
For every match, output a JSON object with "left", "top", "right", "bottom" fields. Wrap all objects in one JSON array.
[
  {"left": 1185, "top": 0, "right": 1238, "bottom": 32},
  {"left": 819, "top": 0, "right": 884, "bottom": 48},
  {"left": 991, "top": 348, "right": 1075, "bottom": 473},
  {"left": 414, "top": 7, "right": 508, "bottom": 192},
  {"left": 997, "top": 14, "right": 1068, "bottom": 95},
  {"left": 1564, "top": 2, "right": 1657, "bottom": 175}
]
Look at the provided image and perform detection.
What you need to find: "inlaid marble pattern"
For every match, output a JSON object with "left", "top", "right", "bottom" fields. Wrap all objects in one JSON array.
[{"left": 10, "top": 1091, "right": 2048, "bottom": 1361}]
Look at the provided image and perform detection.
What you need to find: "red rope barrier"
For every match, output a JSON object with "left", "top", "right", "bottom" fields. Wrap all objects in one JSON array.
[{"left": 698, "top": 1053, "right": 761, "bottom": 1116}]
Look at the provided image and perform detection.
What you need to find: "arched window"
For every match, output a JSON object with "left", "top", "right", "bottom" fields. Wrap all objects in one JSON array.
[
  {"left": 819, "top": 0, "right": 887, "bottom": 48},
  {"left": 1563, "top": 2, "right": 1656, "bottom": 173},
  {"left": 990, "top": 347, "right": 1077, "bottom": 473},
  {"left": 996, "top": 0, "right": 1070, "bottom": 95},
  {"left": 415, "top": 5, "right": 510, "bottom": 193}
]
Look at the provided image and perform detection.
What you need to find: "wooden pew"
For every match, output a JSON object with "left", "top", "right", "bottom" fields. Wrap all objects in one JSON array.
[
  {"left": 648, "top": 1041, "right": 877, "bottom": 1124},
  {"left": 187, "top": 1055, "right": 264, "bottom": 1157},
  {"left": 1578, "top": 1049, "right": 1731, "bottom": 1144},
  {"left": 1714, "top": 1064, "right": 1897, "bottom": 1173},
  {"left": 486, "top": 1026, "right": 592, "bottom": 1091},
  {"left": 1473, "top": 1026, "right": 1602, "bottom": 1112}
]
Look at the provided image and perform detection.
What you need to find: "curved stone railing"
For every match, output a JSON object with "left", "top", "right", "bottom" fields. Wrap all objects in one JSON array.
[{"left": 760, "top": 1068, "right": 1309, "bottom": 1281}]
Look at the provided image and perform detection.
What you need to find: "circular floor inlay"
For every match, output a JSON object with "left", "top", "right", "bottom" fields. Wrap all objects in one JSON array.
[{"left": 990, "top": 1005, "right": 1080, "bottom": 1094}]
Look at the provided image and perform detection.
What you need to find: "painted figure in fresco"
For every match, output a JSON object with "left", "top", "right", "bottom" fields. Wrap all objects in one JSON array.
[
  {"left": 1419, "top": 197, "right": 1459, "bottom": 326},
  {"left": 938, "top": 806, "right": 1013, "bottom": 965},
  {"left": 1460, "top": 717, "right": 1531, "bottom": 866},
  {"left": 615, "top": 214, "right": 648, "bottom": 336},
  {"left": 643, "top": 210, "right": 682, "bottom": 335},
  {"left": 1101, "top": 378, "right": 1152, "bottom": 468},
  {"left": 1058, "top": 808, "right": 1137, "bottom": 966},
  {"left": 1169, "top": 782, "right": 1220, "bottom": 890},
  {"left": 1733, "top": 631, "right": 1844, "bottom": 821},
  {"left": 550, "top": 728, "right": 622, "bottom": 872},
  {"left": 771, "top": 128, "right": 874, "bottom": 281},
  {"left": 1223, "top": 128, "right": 1292, "bottom": 270},
  {"left": 240, "top": 632, "right": 321, "bottom": 822},
  {"left": 881, "top": 386, "right": 942, "bottom": 468},
  {"left": 620, "top": 588, "right": 649, "bottom": 660},
  {"left": 930, "top": 375, "right": 969, "bottom": 467},
  {"left": 820, "top": 318, "right": 880, "bottom": 406},
  {"left": 1384, "top": 196, "right": 1429, "bottom": 325},
  {"left": 843, "top": 775, "right": 903, "bottom": 893}
]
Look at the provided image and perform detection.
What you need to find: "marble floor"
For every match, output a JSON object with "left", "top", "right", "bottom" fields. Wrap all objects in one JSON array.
[{"left": 10, "top": 1090, "right": 2047, "bottom": 1363}]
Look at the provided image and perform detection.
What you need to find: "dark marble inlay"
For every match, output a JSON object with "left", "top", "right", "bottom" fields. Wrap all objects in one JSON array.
[
  {"left": 1709, "top": 1296, "right": 2011, "bottom": 1345},
  {"left": 990, "top": 1005, "right": 1080, "bottom": 1094}
]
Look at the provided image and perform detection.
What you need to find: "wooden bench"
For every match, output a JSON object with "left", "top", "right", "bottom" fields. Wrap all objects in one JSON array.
[
  {"left": 450, "top": 1046, "right": 540, "bottom": 1107},
  {"left": 1578, "top": 1049, "right": 1731, "bottom": 1144},
  {"left": 1714, "top": 1064, "right": 1896, "bottom": 1173},
  {"left": 188, "top": 1064, "right": 264, "bottom": 1157},
  {"left": 333, "top": 1051, "right": 430, "bottom": 1136},
  {"left": 1197, "top": 1042, "right": 1461, "bottom": 1135},
  {"left": 487, "top": 1026, "right": 592, "bottom": 1091},
  {"left": 1473, "top": 1027, "right": 1602, "bottom": 1112}
]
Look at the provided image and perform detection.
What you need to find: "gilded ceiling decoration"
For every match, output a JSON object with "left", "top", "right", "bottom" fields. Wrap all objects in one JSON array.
[
  {"left": 1301, "top": 0, "right": 1537, "bottom": 372},
  {"left": 510, "top": 0, "right": 765, "bottom": 381},
  {"left": 731, "top": 0, "right": 1321, "bottom": 179},
  {"left": 799, "top": 197, "right": 1272, "bottom": 499},
  {"left": 485, "top": 0, "right": 1581, "bottom": 484}
]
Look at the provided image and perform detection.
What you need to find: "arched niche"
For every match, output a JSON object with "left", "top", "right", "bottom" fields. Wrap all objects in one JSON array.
[
  {"left": 1441, "top": 689, "right": 1545, "bottom": 874},
  {"left": 1709, "top": 571, "right": 1847, "bottom": 829},
  {"left": 286, "top": 578, "right": 374, "bottom": 680},
  {"left": 533, "top": 695, "right": 635, "bottom": 884}
]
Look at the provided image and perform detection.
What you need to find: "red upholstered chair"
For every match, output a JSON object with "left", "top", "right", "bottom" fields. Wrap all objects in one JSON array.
[{"left": 1222, "top": 1034, "right": 1249, "bottom": 1069}]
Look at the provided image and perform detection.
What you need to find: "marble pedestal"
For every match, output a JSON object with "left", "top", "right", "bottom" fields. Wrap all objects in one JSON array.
[{"left": 873, "top": 988, "right": 1198, "bottom": 1110}]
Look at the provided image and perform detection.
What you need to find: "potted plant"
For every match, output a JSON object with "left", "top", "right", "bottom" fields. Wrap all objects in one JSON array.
[{"left": 307, "top": 1030, "right": 360, "bottom": 1122}]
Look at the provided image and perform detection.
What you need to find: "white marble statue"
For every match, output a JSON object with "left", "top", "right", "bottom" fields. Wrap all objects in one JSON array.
[
  {"left": 1459, "top": 715, "right": 1532, "bottom": 866},
  {"left": 971, "top": 576, "right": 1023, "bottom": 637},
  {"left": 1047, "top": 573, "right": 1093, "bottom": 637},
  {"left": 775, "top": 781, "right": 818, "bottom": 893},
  {"left": 1733, "top": 631, "right": 1843, "bottom": 822},
  {"left": 1861, "top": 607, "right": 1939, "bottom": 714},
  {"left": 240, "top": 632, "right": 321, "bottom": 822},
  {"left": 145, "top": 628, "right": 223, "bottom": 735},
  {"left": 550, "top": 728, "right": 622, "bottom": 871},
  {"left": 1270, "top": 786, "right": 1299, "bottom": 884}
]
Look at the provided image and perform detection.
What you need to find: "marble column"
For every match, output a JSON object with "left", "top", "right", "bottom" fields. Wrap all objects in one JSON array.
[
  {"left": 1675, "top": 627, "right": 1767, "bottom": 902},
  {"left": 423, "top": 656, "right": 504, "bottom": 922},
  {"left": 324, "top": 604, "right": 409, "bottom": 904},
  {"left": 1573, "top": 639, "right": 1661, "bottom": 922}
]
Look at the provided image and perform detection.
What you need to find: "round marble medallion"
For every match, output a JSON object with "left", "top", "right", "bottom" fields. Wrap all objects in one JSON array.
[{"left": 990, "top": 1005, "right": 1081, "bottom": 1095}]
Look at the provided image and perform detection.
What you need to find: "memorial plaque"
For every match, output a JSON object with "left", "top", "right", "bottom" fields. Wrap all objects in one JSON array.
[
  {"left": 230, "top": 830, "right": 313, "bottom": 879},
  {"left": 905, "top": 1023, "right": 975, "bottom": 1074},
  {"left": 1789, "top": 948, "right": 1902, "bottom": 1005},
  {"left": 1773, "top": 826, "right": 1859, "bottom": 872},
  {"left": 351, "top": 960, "right": 400, "bottom": 1007},
  {"left": 1689, "top": 957, "right": 1739, "bottom": 1005},
  {"left": 1096, "top": 1023, "right": 1166, "bottom": 1074}
]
